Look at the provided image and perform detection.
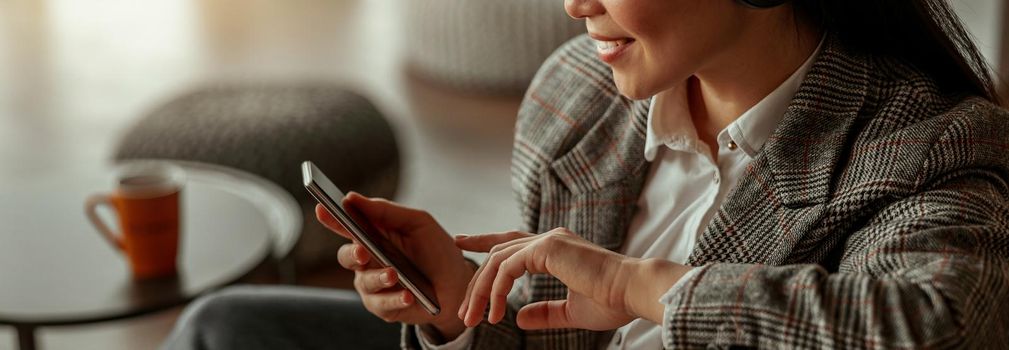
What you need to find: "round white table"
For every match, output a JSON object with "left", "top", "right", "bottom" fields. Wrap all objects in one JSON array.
[{"left": 0, "top": 160, "right": 301, "bottom": 350}]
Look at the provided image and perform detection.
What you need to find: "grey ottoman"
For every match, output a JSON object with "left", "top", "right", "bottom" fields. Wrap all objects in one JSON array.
[
  {"left": 403, "top": 0, "right": 585, "bottom": 94},
  {"left": 114, "top": 84, "right": 400, "bottom": 275}
]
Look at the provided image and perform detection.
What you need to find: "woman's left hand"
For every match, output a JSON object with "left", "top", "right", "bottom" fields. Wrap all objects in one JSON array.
[{"left": 455, "top": 228, "right": 691, "bottom": 330}]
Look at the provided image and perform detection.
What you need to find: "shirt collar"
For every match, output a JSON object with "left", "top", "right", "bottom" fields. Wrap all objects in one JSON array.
[
  {"left": 644, "top": 37, "right": 824, "bottom": 161},
  {"left": 643, "top": 82, "right": 702, "bottom": 160}
]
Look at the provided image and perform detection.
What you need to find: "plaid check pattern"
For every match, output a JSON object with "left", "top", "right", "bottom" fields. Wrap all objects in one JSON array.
[{"left": 402, "top": 33, "right": 1009, "bottom": 349}]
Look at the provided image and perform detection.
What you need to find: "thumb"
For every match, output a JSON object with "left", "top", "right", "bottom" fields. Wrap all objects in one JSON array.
[
  {"left": 342, "top": 192, "right": 432, "bottom": 232},
  {"left": 516, "top": 300, "right": 573, "bottom": 330}
]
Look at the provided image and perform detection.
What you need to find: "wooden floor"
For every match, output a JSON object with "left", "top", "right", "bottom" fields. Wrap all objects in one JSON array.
[{"left": 0, "top": 0, "right": 522, "bottom": 348}]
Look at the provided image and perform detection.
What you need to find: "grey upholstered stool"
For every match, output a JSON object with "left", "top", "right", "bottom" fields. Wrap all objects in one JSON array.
[
  {"left": 403, "top": 0, "right": 584, "bottom": 94},
  {"left": 114, "top": 84, "right": 400, "bottom": 277}
]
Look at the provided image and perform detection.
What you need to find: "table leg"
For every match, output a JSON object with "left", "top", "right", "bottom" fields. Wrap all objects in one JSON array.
[{"left": 16, "top": 325, "right": 36, "bottom": 350}]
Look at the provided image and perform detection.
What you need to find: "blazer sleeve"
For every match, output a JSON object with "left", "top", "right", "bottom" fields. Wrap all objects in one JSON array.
[{"left": 660, "top": 107, "right": 1009, "bottom": 349}]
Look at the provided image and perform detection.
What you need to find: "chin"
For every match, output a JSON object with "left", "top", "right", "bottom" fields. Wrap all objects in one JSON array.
[{"left": 613, "top": 76, "right": 653, "bottom": 101}]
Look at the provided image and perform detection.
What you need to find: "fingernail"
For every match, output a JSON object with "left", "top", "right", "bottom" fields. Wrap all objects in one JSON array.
[
  {"left": 355, "top": 247, "right": 366, "bottom": 265},
  {"left": 381, "top": 270, "right": 393, "bottom": 285},
  {"left": 455, "top": 234, "right": 468, "bottom": 240}
]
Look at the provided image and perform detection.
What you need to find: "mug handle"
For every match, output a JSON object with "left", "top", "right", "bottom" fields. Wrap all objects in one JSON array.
[{"left": 85, "top": 194, "right": 125, "bottom": 251}]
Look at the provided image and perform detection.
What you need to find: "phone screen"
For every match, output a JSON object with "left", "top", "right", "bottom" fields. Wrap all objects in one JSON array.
[{"left": 302, "top": 162, "right": 440, "bottom": 315}]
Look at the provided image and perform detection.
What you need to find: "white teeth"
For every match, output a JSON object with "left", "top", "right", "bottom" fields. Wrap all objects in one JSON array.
[{"left": 595, "top": 39, "right": 629, "bottom": 51}]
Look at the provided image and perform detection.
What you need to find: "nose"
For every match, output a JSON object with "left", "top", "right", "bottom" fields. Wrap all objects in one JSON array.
[{"left": 564, "top": 0, "right": 604, "bottom": 19}]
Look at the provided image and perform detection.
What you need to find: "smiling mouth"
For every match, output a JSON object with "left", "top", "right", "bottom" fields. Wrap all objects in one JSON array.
[
  {"left": 593, "top": 38, "right": 635, "bottom": 63},
  {"left": 595, "top": 38, "right": 631, "bottom": 51}
]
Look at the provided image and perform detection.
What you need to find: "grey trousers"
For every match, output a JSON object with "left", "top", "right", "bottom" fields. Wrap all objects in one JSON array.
[{"left": 161, "top": 285, "right": 402, "bottom": 350}]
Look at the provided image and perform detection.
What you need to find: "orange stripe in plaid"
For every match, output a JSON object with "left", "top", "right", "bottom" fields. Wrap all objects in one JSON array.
[{"left": 529, "top": 92, "right": 577, "bottom": 127}]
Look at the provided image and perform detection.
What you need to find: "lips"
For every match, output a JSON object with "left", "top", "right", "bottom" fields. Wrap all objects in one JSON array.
[{"left": 590, "top": 35, "right": 635, "bottom": 64}]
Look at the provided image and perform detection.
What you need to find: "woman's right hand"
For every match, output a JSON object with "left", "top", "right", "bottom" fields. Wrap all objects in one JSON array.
[{"left": 316, "top": 193, "right": 474, "bottom": 341}]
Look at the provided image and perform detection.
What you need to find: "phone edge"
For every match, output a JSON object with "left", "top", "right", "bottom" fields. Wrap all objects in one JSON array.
[{"left": 302, "top": 162, "right": 441, "bottom": 316}]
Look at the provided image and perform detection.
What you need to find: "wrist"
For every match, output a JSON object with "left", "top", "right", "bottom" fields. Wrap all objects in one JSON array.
[
  {"left": 427, "top": 256, "right": 478, "bottom": 342},
  {"left": 624, "top": 258, "right": 689, "bottom": 324}
]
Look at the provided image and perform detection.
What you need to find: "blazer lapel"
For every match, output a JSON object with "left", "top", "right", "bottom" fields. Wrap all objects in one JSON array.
[
  {"left": 688, "top": 34, "right": 872, "bottom": 265},
  {"left": 764, "top": 36, "right": 871, "bottom": 208},
  {"left": 542, "top": 99, "right": 650, "bottom": 250}
]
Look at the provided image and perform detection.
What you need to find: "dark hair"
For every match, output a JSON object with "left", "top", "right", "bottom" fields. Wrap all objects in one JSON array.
[{"left": 795, "top": 0, "right": 1002, "bottom": 105}]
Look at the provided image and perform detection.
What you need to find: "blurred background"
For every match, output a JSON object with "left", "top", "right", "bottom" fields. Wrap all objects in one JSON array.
[{"left": 0, "top": 0, "right": 1005, "bottom": 349}]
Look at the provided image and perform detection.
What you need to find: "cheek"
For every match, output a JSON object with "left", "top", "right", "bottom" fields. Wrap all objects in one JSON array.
[
  {"left": 615, "top": 6, "right": 745, "bottom": 98},
  {"left": 607, "top": 3, "right": 700, "bottom": 97},
  {"left": 616, "top": 1, "right": 691, "bottom": 55}
]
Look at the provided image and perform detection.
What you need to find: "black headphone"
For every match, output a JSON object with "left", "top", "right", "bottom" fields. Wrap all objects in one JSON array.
[{"left": 737, "top": 0, "right": 789, "bottom": 9}]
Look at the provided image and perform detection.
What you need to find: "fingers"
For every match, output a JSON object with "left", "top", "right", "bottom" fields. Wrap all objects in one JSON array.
[
  {"left": 488, "top": 253, "right": 529, "bottom": 323},
  {"left": 354, "top": 267, "right": 399, "bottom": 293},
  {"left": 455, "top": 231, "right": 533, "bottom": 253},
  {"left": 350, "top": 265, "right": 428, "bottom": 324},
  {"left": 337, "top": 243, "right": 372, "bottom": 270},
  {"left": 458, "top": 231, "right": 573, "bottom": 326},
  {"left": 361, "top": 289, "right": 417, "bottom": 323},
  {"left": 462, "top": 243, "right": 528, "bottom": 327},
  {"left": 515, "top": 300, "right": 572, "bottom": 330},
  {"left": 457, "top": 235, "right": 535, "bottom": 321},
  {"left": 344, "top": 253, "right": 425, "bottom": 324},
  {"left": 343, "top": 192, "right": 435, "bottom": 232},
  {"left": 316, "top": 204, "right": 353, "bottom": 240}
]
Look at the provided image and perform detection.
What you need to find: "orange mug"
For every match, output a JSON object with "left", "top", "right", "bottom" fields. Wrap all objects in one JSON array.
[{"left": 85, "top": 163, "right": 185, "bottom": 279}]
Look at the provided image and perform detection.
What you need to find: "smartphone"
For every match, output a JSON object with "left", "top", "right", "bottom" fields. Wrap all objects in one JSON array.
[{"left": 301, "top": 161, "right": 441, "bottom": 315}]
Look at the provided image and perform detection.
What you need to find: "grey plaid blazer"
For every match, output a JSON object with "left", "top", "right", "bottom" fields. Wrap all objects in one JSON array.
[{"left": 403, "top": 33, "right": 1009, "bottom": 349}]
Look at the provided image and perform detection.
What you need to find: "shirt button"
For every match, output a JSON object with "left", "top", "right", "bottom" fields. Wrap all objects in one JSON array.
[
  {"left": 727, "top": 141, "right": 738, "bottom": 151},
  {"left": 714, "top": 175, "right": 720, "bottom": 184},
  {"left": 614, "top": 331, "right": 623, "bottom": 346}
]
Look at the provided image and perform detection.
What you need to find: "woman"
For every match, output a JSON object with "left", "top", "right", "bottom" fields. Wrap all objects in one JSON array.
[
  {"left": 165, "top": 0, "right": 1009, "bottom": 348},
  {"left": 332, "top": 0, "right": 1009, "bottom": 348}
]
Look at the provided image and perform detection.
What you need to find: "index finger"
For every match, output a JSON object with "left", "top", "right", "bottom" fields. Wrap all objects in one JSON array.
[
  {"left": 316, "top": 204, "right": 354, "bottom": 240},
  {"left": 455, "top": 231, "right": 533, "bottom": 253}
]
